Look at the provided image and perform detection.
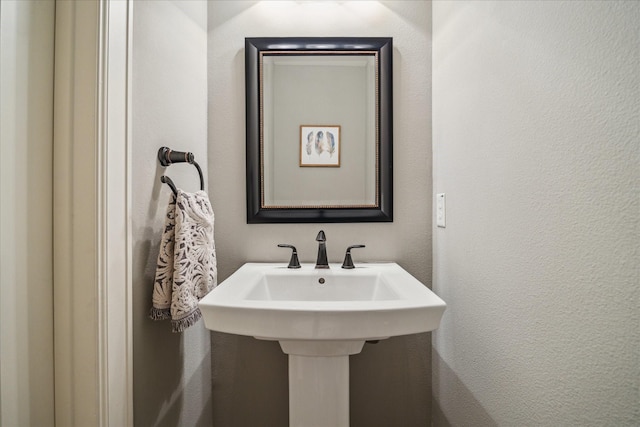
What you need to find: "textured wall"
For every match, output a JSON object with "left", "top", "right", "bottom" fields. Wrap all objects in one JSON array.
[
  {"left": 132, "top": 2, "right": 212, "bottom": 426},
  {"left": 208, "top": 2, "right": 432, "bottom": 425},
  {"left": 0, "top": 1, "right": 55, "bottom": 424},
  {"left": 432, "top": 1, "right": 639, "bottom": 425}
]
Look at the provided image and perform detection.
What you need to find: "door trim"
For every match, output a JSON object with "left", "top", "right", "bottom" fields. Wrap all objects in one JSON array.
[{"left": 53, "top": 1, "right": 133, "bottom": 425}]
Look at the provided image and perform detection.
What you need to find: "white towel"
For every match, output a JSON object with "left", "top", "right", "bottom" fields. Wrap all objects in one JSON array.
[{"left": 150, "top": 189, "right": 217, "bottom": 332}]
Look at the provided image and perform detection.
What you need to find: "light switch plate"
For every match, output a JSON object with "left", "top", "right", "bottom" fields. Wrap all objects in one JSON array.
[{"left": 436, "top": 193, "right": 446, "bottom": 228}]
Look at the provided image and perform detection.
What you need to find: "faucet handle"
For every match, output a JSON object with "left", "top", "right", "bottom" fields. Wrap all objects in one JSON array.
[
  {"left": 278, "top": 244, "right": 301, "bottom": 269},
  {"left": 341, "top": 245, "right": 366, "bottom": 269}
]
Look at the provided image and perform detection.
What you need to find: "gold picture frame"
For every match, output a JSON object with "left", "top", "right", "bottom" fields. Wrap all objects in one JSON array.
[{"left": 300, "top": 125, "right": 341, "bottom": 167}]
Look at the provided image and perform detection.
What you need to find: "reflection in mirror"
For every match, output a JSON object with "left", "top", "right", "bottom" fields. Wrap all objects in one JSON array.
[
  {"left": 246, "top": 37, "right": 393, "bottom": 223},
  {"left": 263, "top": 55, "right": 377, "bottom": 207}
]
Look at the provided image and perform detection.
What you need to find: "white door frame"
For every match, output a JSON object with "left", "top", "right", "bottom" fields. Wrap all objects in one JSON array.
[{"left": 53, "top": 1, "right": 133, "bottom": 425}]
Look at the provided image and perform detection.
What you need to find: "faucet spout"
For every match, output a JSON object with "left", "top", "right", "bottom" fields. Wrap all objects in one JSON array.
[{"left": 315, "top": 230, "right": 329, "bottom": 269}]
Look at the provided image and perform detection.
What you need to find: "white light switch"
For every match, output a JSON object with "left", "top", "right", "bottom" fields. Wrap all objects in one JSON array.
[{"left": 436, "top": 193, "right": 446, "bottom": 228}]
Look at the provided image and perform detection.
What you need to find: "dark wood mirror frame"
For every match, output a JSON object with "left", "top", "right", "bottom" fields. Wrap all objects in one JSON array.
[{"left": 246, "top": 37, "right": 393, "bottom": 223}]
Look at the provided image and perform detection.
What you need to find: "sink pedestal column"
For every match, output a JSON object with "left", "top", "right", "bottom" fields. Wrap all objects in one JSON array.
[
  {"left": 289, "top": 355, "right": 349, "bottom": 426},
  {"left": 279, "top": 340, "right": 366, "bottom": 427}
]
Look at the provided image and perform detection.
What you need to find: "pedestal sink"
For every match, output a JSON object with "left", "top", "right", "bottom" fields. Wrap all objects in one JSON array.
[{"left": 199, "top": 262, "right": 446, "bottom": 427}]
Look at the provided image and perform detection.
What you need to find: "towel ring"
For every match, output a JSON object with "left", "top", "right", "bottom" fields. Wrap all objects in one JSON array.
[{"left": 158, "top": 146, "right": 205, "bottom": 196}]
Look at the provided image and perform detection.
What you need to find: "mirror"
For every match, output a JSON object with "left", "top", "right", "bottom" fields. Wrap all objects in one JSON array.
[{"left": 246, "top": 37, "right": 393, "bottom": 223}]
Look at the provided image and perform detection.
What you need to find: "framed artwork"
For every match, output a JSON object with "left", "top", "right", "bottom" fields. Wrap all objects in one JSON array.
[{"left": 300, "top": 125, "right": 341, "bottom": 167}]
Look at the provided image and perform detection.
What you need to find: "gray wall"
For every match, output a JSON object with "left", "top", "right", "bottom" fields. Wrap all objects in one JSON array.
[
  {"left": 0, "top": 1, "right": 55, "bottom": 424},
  {"left": 208, "top": 1, "right": 432, "bottom": 425},
  {"left": 132, "top": 2, "right": 212, "bottom": 426},
  {"left": 432, "top": 1, "right": 639, "bottom": 425}
]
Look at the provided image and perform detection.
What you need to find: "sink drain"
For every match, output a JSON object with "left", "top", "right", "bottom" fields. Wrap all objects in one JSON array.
[{"left": 318, "top": 278, "right": 325, "bottom": 284}]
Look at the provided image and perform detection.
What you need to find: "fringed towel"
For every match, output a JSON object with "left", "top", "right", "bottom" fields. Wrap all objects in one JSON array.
[{"left": 150, "top": 189, "right": 217, "bottom": 332}]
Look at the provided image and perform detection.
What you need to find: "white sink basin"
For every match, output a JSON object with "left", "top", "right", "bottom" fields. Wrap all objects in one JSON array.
[
  {"left": 199, "top": 262, "right": 446, "bottom": 342},
  {"left": 245, "top": 271, "right": 400, "bottom": 301},
  {"left": 199, "top": 262, "right": 446, "bottom": 426}
]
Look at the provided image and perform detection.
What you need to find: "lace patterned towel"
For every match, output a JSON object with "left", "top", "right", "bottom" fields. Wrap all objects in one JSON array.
[{"left": 149, "top": 189, "right": 217, "bottom": 332}]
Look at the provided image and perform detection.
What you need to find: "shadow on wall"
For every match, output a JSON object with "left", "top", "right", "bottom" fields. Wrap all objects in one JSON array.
[
  {"left": 134, "top": 233, "right": 181, "bottom": 425},
  {"left": 432, "top": 349, "right": 498, "bottom": 427},
  {"left": 350, "top": 334, "right": 432, "bottom": 426},
  {"left": 211, "top": 332, "right": 289, "bottom": 426},
  {"left": 133, "top": 231, "right": 213, "bottom": 427}
]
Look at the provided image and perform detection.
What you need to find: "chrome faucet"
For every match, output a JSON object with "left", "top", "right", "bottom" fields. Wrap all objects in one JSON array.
[{"left": 315, "top": 230, "right": 329, "bottom": 269}]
